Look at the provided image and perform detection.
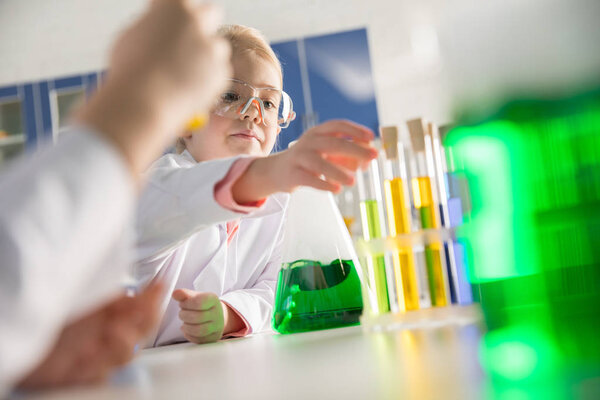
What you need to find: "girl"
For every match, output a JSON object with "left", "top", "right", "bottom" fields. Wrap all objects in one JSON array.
[{"left": 134, "top": 25, "right": 376, "bottom": 346}]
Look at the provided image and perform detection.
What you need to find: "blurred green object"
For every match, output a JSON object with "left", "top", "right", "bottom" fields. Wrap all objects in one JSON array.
[
  {"left": 444, "top": 89, "right": 600, "bottom": 389},
  {"left": 272, "top": 259, "right": 363, "bottom": 334}
]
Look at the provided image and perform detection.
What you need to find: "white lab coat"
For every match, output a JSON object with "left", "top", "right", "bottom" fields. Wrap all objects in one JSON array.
[
  {"left": 0, "top": 127, "right": 134, "bottom": 393},
  {"left": 134, "top": 151, "right": 288, "bottom": 347}
]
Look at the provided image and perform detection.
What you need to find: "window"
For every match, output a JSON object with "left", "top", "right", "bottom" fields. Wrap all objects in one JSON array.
[
  {"left": 0, "top": 99, "right": 25, "bottom": 171},
  {"left": 51, "top": 88, "right": 86, "bottom": 140}
]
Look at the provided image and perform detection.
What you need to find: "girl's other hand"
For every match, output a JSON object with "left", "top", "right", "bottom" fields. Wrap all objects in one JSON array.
[{"left": 172, "top": 289, "right": 225, "bottom": 344}]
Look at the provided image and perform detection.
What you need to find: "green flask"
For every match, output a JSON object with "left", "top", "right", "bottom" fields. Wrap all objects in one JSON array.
[{"left": 272, "top": 187, "right": 366, "bottom": 334}]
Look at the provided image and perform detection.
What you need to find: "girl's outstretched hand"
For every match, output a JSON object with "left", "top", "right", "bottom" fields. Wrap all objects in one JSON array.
[{"left": 233, "top": 120, "right": 377, "bottom": 204}]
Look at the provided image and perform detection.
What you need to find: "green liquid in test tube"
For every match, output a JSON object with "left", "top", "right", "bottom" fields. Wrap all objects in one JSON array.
[
  {"left": 359, "top": 199, "right": 390, "bottom": 313},
  {"left": 357, "top": 157, "right": 391, "bottom": 315},
  {"left": 413, "top": 176, "right": 448, "bottom": 307}
]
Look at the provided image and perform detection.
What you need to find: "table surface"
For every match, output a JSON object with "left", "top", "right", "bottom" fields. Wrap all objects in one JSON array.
[{"left": 20, "top": 316, "right": 489, "bottom": 400}]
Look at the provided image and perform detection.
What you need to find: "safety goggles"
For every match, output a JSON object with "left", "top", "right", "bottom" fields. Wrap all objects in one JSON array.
[{"left": 213, "top": 79, "right": 296, "bottom": 128}]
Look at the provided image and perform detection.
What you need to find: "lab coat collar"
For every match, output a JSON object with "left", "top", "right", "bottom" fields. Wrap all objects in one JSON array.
[{"left": 180, "top": 150, "right": 197, "bottom": 164}]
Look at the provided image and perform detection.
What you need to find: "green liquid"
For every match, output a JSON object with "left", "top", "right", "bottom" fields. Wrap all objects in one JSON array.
[
  {"left": 424, "top": 243, "right": 448, "bottom": 307},
  {"left": 360, "top": 199, "right": 382, "bottom": 240},
  {"left": 272, "top": 259, "right": 364, "bottom": 334},
  {"left": 359, "top": 199, "right": 391, "bottom": 313},
  {"left": 419, "top": 206, "right": 435, "bottom": 230},
  {"left": 446, "top": 90, "right": 600, "bottom": 383},
  {"left": 412, "top": 176, "right": 449, "bottom": 306}
]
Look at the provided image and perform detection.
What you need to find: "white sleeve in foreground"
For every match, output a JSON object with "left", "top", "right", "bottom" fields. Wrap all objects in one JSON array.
[{"left": 0, "top": 127, "right": 135, "bottom": 392}]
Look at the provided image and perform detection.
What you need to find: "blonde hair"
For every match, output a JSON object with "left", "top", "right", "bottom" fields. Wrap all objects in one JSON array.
[
  {"left": 176, "top": 24, "right": 282, "bottom": 154},
  {"left": 219, "top": 24, "right": 282, "bottom": 83}
]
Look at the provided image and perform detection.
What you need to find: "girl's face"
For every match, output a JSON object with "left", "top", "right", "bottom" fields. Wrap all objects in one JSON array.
[{"left": 183, "top": 52, "right": 282, "bottom": 162}]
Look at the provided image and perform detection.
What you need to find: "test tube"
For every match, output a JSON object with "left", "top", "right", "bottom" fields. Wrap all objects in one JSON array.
[
  {"left": 428, "top": 122, "right": 463, "bottom": 304},
  {"left": 404, "top": 142, "right": 433, "bottom": 308},
  {"left": 439, "top": 124, "right": 472, "bottom": 222},
  {"left": 407, "top": 118, "right": 451, "bottom": 307},
  {"left": 356, "top": 152, "right": 391, "bottom": 315},
  {"left": 380, "top": 126, "right": 420, "bottom": 311},
  {"left": 336, "top": 185, "right": 358, "bottom": 236},
  {"left": 438, "top": 124, "right": 473, "bottom": 304}
]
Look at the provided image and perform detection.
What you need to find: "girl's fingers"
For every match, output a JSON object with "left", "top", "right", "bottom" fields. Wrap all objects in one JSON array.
[
  {"left": 295, "top": 168, "right": 342, "bottom": 193},
  {"left": 171, "top": 288, "right": 194, "bottom": 302},
  {"left": 300, "top": 153, "right": 355, "bottom": 186},
  {"left": 183, "top": 331, "right": 221, "bottom": 345},
  {"left": 310, "top": 120, "right": 374, "bottom": 142},
  {"left": 181, "top": 321, "right": 219, "bottom": 338},
  {"left": 324, "top": 154, "right": 361, "bottom": 171},
  {"left": 179, "top": 309, "right": 214, "bottom": 324},
  {"left": 173, "top": 290, "right": 219, "bottom": 311},
  {"left": 309, "top": 136, "right": 377, "bottom": 161}
]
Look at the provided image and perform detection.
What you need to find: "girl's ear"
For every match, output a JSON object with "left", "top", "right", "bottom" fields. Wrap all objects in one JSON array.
[{"left": 276, "top": 126, "right": 282, "bottom": 135}]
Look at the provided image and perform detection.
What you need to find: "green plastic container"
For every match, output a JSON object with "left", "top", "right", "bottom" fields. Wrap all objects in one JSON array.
[
  {"left": 444, "top": 89, "right": 600, "bottom": 383},
  {"left": 272, "top": 258, "right": 364, "bottom": 334}
]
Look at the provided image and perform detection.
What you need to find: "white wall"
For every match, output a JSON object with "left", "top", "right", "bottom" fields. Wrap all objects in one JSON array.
[{"left": 0, "top": 0, "right": 451, "bottom": 127}]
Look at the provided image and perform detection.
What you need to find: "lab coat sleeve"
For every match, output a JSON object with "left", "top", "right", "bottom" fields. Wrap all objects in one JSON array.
[
  {"left": 219, "top": 216, "right": 286, "bottom": 335},
  {"left": 0, "top": 127, "right": 135, "bottom": 393},
  {"left": 135, "top": 156, "right": 263, "bottom": 263}
]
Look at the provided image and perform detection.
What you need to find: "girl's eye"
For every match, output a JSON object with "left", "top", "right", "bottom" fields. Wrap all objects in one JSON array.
[
  {"left": 262, "top": 97, "right": 280, "bottom": 110},
  {"left": 221, "top": 92, "right": 240, "bottom": 103}
]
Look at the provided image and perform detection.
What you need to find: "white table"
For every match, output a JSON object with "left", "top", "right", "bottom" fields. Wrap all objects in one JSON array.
[{"left": 20, "top": 319, "right": 487, "bottom": 400}]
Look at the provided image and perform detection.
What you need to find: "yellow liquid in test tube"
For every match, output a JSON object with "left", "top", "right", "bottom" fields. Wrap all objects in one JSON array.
[
  {"left": 412, "top": 176, "right": 448, "bottom": 307},
  {"left": 342, "top": 216, "right": 355, "bottom": 234},
  {"left": 384, "top": 178, "right": 420, "bottom": 311}
]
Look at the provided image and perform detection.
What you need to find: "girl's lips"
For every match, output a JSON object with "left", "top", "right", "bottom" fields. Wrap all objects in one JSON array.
[{"left": 231, "top": 130, "right": 261, "bottom": 142}]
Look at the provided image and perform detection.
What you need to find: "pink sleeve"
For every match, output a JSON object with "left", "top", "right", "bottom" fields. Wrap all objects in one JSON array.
[
  {"left": 214, "top": 157, "right": 267, "bottom": 213},
  {"left": 221, "top": 301, "right": 252, "bottom": 338}
]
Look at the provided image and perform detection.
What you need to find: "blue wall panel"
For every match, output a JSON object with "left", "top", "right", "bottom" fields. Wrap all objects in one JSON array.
[
  {"left": 304, "top": 28, "right": 379, "bottom": 135},
  {"left": 271, "top": 40, "right": 305, "bottom": 151}
]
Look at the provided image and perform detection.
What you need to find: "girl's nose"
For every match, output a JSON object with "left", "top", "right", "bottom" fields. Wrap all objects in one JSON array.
[{"left": 239, "top": 99, "right": 263, "bottom": 125}]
